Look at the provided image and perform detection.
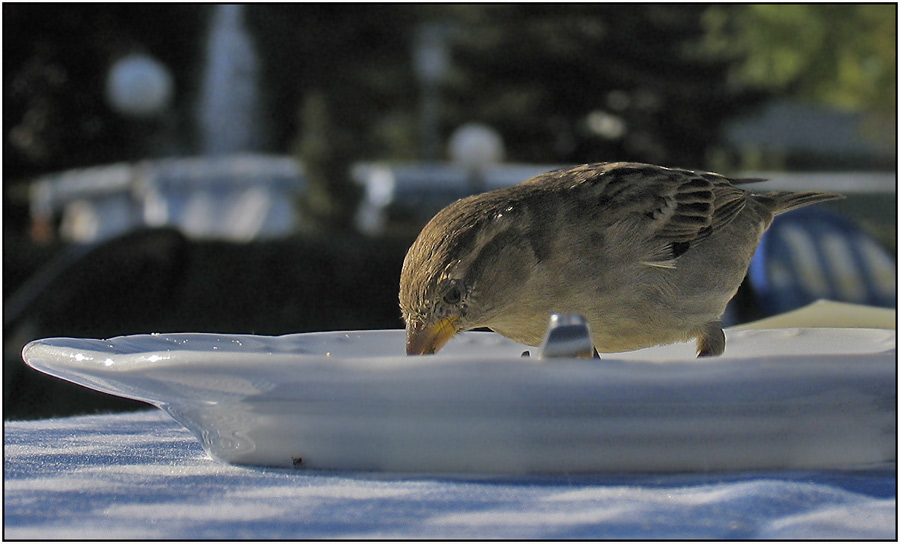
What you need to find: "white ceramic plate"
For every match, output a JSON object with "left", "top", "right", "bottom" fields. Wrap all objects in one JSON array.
[{"left": 22, "top": 328, "right": 895, "bottom": 473}]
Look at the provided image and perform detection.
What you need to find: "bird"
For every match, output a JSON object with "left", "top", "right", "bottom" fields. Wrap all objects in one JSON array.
[{"left": 399, "top": 162, "right": 843, "bottom": 358}]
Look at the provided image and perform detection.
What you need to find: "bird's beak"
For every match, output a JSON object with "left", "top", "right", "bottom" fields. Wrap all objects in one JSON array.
[{"left": 406, "top": 317, "right": 459, "bottom": 355}]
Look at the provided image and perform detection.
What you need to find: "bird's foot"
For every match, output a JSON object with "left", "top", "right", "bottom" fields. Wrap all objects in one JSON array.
[{"left": 697, "top": 321, "right": 725, "bottom": 357}]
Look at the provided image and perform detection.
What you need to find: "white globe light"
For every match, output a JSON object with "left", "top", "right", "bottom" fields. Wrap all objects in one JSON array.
[
  {"left": 448, "top": 123, "right": 505, "bottom": 169},
  {"left": 106, "top": 54, "right": 174, "bottom": 118}
]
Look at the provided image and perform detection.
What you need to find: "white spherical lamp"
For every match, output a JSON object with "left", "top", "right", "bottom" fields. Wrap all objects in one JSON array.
[
  {"left": 448, "top": 123, "right": 505, "bottom": 170},
  {"left": 106, "top": 53, "right": 174, "bottom": 118}
]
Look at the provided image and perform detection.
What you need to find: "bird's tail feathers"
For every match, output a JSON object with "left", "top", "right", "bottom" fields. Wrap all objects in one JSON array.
[{"left": 764, "top": 191, "right": 844, "bottom": 216}]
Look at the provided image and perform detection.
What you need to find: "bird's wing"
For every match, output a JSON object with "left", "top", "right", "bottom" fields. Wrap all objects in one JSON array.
[{"left": 565, "top": 163, "right": 752, "bottom": 266}]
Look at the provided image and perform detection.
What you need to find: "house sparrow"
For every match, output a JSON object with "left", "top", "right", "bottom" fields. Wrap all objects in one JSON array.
[{"left": 400, "top": 162, "right": 842, "bottom": 357}]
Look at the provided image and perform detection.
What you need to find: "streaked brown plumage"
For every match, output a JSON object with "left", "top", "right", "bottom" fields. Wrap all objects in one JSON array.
[{"left": 400, "top": 162, "right": 842, "bottom": 357}]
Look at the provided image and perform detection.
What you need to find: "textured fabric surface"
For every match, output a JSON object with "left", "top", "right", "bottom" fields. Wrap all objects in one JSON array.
[{"left": 4, "top": 410, "right": 895, "bottom": 540}]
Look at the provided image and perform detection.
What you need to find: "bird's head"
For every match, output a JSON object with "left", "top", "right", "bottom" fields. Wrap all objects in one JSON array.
[
  {"left": 400, "top": 272, "right": 469, "bottom": 355},
  {"left": 399, "top": 191, "right": 532, "bottom": 355}
]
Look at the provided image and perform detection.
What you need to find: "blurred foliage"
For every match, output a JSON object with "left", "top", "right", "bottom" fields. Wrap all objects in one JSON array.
[
  {"left": 702, "top": 4, "right": 896, "bottom": 117},
  {"left": 293, "top": 91, "right": 363, "bottom": 233},
  {"left": 248, "top": 5, "right": 419, "bottom": 160},
  {"left": 440, "top": 4, "right": 766, "bottom": 167},
  {"left": 3, "top": 4, "right": 204, "bottom": 178},
  {"left": 5, "top": 4, "right": 893, "bottom": 183}
]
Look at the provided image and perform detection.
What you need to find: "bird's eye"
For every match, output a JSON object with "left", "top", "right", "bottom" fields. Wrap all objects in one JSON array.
[{"left": 442, "top": 286, "right": 462, "bottom": 305}]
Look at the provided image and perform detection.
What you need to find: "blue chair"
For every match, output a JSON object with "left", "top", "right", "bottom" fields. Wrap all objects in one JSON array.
[{"left": 745, "top": 206, "right": 896, "bottom": 316}]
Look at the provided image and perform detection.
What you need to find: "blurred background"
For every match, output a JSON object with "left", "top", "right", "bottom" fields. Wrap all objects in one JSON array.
[{"left": 4, "top": 4, "right": 896, "bottom": 419}]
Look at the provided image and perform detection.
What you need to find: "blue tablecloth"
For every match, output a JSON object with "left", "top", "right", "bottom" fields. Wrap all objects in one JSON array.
[{"left": 4, "top": 410, "right": 895, "bottom": 539}]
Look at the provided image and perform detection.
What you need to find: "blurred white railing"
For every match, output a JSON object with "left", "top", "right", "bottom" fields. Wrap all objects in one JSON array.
[{"left": 28, "top": 156, "right": 895, "bottom": 242}]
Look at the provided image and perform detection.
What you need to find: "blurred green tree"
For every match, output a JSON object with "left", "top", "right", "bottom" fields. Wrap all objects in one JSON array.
[
  {"left": 293, "top": 91, "right": 362, "bottom": 233},
  {"left": 3, "top": 4, "right": 203, "bottom": 177},
  {"left": 438, "top": 4, "right": 766, "bottom": 168},
  {"left": 249, "top": 5, "right": 419, "bottom": 160},
  {"left": 4, "top": 4, "right": 893, "bottom": 207},
  {"left": 702, "top": 4, "right": 896, "bottom": 117}
]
